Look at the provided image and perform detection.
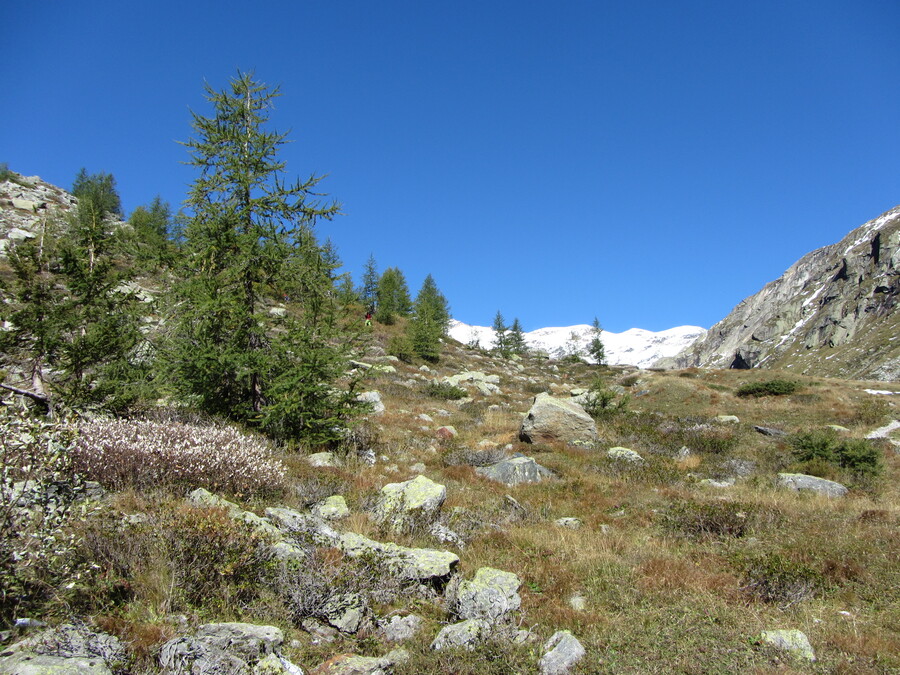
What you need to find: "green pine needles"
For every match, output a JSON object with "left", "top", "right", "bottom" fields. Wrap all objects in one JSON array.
[{"left": 166, "top": 71, "right": 366, "bottom": 443}]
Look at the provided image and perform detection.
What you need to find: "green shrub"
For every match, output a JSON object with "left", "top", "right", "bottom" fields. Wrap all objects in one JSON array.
[
  {"left": 735, "top": 379, "right": 799, "bottom": 397},
  {"left": 582, "top": 378, "right": 630, "bottom": 419},
  {"left": 790, "top": 430, "right": 882, "bottom": 479},
  {"left": 738, "top": 551, "right": 823, "bottom": 608},
  {"left": 388, "top": 334, "right": 415, "bottom": 363},
  {"left": 662, "top": 500, "right": 762, "bottom": 540},
  {"left": 424, "top": 381, "right": 468, "bottom": 400},
  {"left": 0, "top": 163, "right": 11, "bottom": 182}
]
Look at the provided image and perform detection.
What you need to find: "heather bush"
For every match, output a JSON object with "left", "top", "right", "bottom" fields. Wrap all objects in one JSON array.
[
  {"left": 72, "top": 418, "right": 287, "bottom": 496},
  {"left": 424, "top": 381, "right": 468, "bottom": 400},
  {"left": 790, "top": 429, "right": 883, "bottom": 479},
  {"left": 661, "top": 500, "right": 779, "bottom": 540},
  {"left": 738, "top": 551, "right": 823, "bottom": 608}
]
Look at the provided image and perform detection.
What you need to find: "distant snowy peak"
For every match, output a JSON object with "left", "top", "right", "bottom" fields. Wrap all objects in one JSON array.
[{"left": 448, "top": 320, "right": 706, "bottom": 368}]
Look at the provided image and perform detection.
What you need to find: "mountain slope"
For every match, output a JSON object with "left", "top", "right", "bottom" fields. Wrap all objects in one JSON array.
[
  {"left": 660, "top": 206, "right": 900, "bottom": 380},
  {"left": 449, "top": 320, "right": 706, "bottom": 368}
]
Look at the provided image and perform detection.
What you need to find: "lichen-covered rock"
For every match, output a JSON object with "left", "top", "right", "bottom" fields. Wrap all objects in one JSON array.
[
  {"left": 554, "top": 517, "right": 582, "bottom": 529},
  {"left": 322, "top": 593, "right": 366, "bottom": 634},
  {"left": 373, "top": 475, "right": 446, "bottom": 532},
  {"left": 312, "top": 495, "right": 350, "bottom": 521},
  {"left": 0, "top": 652, "right": 114, "bottom": 674},
  {"left": 539, "top": 630, "right": 586, "bottom": 675},
  {"left": 475, "top": 455, "right": 553, "bottom": 486},
  {"left": 777, "top": 473, "right": 848, "bottom": 498},
  {"left": 377, "top": 615, "right": 423, "bottom": 643},
  {"left": 519, "top": 393, "right": 597, "bottom": 445},
  {"left": 309, "top": 648, "right": 407, "bottom": 675},
  {"left": 759, "top": 629, "right": 816, "bottom": 661},
  {"left": 607, "top": 447, "right": 644, "bottom": 463},
  {"left": 455, "top": 567, "right": 522, "bottom": 622},
  {"left": 430, "top": 619, "right": 489, "bottom": 651},
  {"left": 159, "top": 622, "right": 292, "bottom": 675},
  {"left": 337, "top": 532, "right": 459, "bottom": 582},
  {"left": 307, "top": 452, "right": 340, "bottom": 468}
]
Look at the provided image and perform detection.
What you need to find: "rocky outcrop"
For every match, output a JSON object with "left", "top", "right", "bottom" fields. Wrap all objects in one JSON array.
[
  {"left": 0, "top": 172, "right": 78, "bottom": 257},
  {"left": 659, "top": 206, "right": 900, "bottom": 380}
]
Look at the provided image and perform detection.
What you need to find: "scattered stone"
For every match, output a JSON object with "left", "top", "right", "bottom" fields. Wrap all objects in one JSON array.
[
  {"left": 378, "top": 615, "right": 424, "bottom": 643},
  {"left": 539, "top": 630, "right": 586, "bottom": 675},
  {"left": 777, "top": 473, "right": 848, "bottom": 498},
  {"left": 607, "top": 447, "right": 644, "bottom": 463},
  {"left": 312, "top": 495, "right": 350, "bottom": 521},
  {"left": 754, "top": 425, "right": 787, "bottom": 437},
  {"left": 722, "top": 458, "right": 757, "bottom": 477},
  {"left": 715, "top": 415, "right": 740, "bottom": 424},
  {"left": 357, "top": 390, "right": 385, "bottom": 415},
  {"left": 409, "top": 462, "right": 427, "bottom": 474},
  {"left": 301, "top": 618, "right": 339, "bottom": 645},
  {"left": 373, "top": 475, "right": 447, "bottom": 532},
  {"left": 554, "top": 517, "right": 582, "bottom": 529},
  {"left": 430, "top": 619, "right": 489, "bottom": 651},
  {"left": 430, "top": 522, "right": 464, "bottom": 547},
  {"left": 698, "top": 478, "right": 735, "bottom": 488},
  {"left": 475, "top": 455, "right": 554, "bottom": 486},
  {"left": 188, "top": 488, "right": 281, "bottom": 538},
  {"left": 675, "top": 446, "right": 693, "bottom": 460},
  {"left": 826, "top": 424, "right": 850, "bottom": 432},
  {"left": 759, "top": 629, "right": 816, "bottom": 661},
  {"left": 519, "top": 393, "right": 598, "bottom": 445},
  {"left": 307, "top": 452, "right": 340, "bottom": 468},
  {"left": 310, "top": 648, "right": 408, "bottom": 675},
  {"left": 436, "top": 426, "right": 458, "bottom": 439},
  {"left": 417, "top": 413, "right": 434, "bottom": 423},
  {"left": 455, "top": 567, "right": 522, "bottom": 622}
]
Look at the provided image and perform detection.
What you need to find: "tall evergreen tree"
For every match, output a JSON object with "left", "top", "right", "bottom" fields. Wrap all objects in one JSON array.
[
  {"left": 588, "top": 317, "right": 606, "bottom": 365},
  {"left": 127, "top": 195, "right": 174, "bottom": 269},
  {"left": 166, "top": 71, "right": 365, "bottom": 442},
  {"left": 374, "top": 267, "right": 412, "bottom": 324},
  {"left": 492, "top": 310, "right": 509, "bottom": 356},
  {"left": 359, "top": 254, "right": 379, "bottom": 311},
  {"left": 408, "top": 274, "right": 450, "bottom": 362},
  {"left": 508, "top": 317, "right": 527, "bottom": 355}
]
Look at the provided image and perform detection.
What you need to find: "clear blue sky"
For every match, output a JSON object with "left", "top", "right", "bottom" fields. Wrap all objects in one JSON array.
[{"left": 3, "top": 1, "right": 898, "bottom": 332}]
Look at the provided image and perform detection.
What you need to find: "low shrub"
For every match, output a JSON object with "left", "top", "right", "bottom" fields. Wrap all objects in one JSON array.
[
  {"left": 72, "top": 418, "right": 287, "bottom": 496},
  {"left": 662, "top": 500, "right": 761, "bottom": 540},
  {"left": 582, "top": 378, "right": 630, "bottom": 419},
  {"left": 735, "top": 379, "right": 799, "bottom": 398},
  {"left": 790, "top": 430, "right": 882, "bottom": 479},
  {"left": 738, "top": 551, "right": 823, "bottom": 608},
  {"left": 443, "top": 447, "right": 507, "bottom": 467},
  {"left": 424, "top": 381, "right": 468, "bottom": 400}
]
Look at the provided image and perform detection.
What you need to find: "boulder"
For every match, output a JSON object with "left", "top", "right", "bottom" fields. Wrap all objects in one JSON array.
[
  {"left": 307, "top": 452, "right": 340, "bottom": 468},
  {"left": 430, "top": 619, "right": 489, "bottom": 651},
  {"left": 310, "top": 648, "right": 407, "bottom": 675},
  {"left": 0, "top": 653, "right": 113, "bottom": 674},
  {"left": 377, "top": 615, "right": 423, "bottom": 643},
  {"left": 607, "top": 447, "right": 644, "bottom": 463},
  {"left": 312, "top": 496, "right": 350, "bottom": 521},
  {"left": 0, "top": 623, "right": 127, "bottom": 675},
  {"left": 337, "top": 532, "right": 459, "bottom": 582},
  {"left": 777, "top": 473, "right": 848, "bottom": 498},
  {"left": 539, "top": 630, "right": 586, "bottom": 675},
  {"left": 373, "top": 475, "right": 446, "bottom": 531},
  {"left": 322, "top": 593, "right": 366, "bottom": 633},
  {"left": 357, "top": 391, "right": 385, "bottom": 415},
  {"left": 455, "top": 567, "right": 522, "bottom": 622},
  {"left": 159, "top": 622, "right": 299, "bottom": 675},
  {"left": 759, "top": 629, "right": 815, "bottom": 661},
  {"left": 475, "top": 456, "right": 554, "bottom": 486},
  {"left": 436, "top": 426, "right": 457, "bottom": 439},
  {"left": 715, "top": 415, "right": 740, "bottom": 424},
  {"left": 554, "top": 518, "right": 582, "bottom": 529},
  {"left": 519, "top": 393, "right": 597, "bottom": 445}
]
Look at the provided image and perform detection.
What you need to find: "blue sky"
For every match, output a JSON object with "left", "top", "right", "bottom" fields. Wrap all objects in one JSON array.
[{"left": 3, "top": 1, "right": 899, "bottom": 332}]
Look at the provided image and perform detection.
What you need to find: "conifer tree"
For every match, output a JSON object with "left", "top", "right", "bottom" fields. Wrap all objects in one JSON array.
[
  {"left": 508, "top": 317, "right": 527, "bottom": 355},
  {"left": 588, "top": 316, "right": 606, "bottom": 365},
  {"left": 374, "top": 267, "right": 412, "bottom": 324},
  {"left": 492, "top": 310, "right": 509, "bottom": 356},
  {"left": 359, "top": 254, "right": 379, "bottom": 311},
  {"left": 127, "top": 195, "right": 174, "bottom": 269},
  {"left": 408, "top": 274, "right": 450, "bottom": 362},
  {"left": 167, "top": 71, "right": 364, "bottom": 442}
]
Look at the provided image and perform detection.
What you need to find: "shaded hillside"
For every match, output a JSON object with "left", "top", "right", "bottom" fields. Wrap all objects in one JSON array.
[{"left": 660, "top": 206, "right": 900, "bottom": 381}]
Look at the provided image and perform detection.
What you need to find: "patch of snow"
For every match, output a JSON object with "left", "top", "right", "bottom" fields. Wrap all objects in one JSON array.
[{"left": 864, "top": 389, "right": 900, "bottom": 396}]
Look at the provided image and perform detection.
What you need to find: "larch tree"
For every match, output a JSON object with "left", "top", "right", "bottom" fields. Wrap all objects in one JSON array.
[
  {"left": 167, "top": 71, "right": 365, "bottom": 442},
  {"left": 408, "top": 274, "right": 450, "bottom": 362}
]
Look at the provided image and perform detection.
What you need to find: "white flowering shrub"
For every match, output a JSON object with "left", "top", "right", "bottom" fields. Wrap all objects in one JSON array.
[{"left": 73, "top": 419, "right": 287, "bottom": 496}]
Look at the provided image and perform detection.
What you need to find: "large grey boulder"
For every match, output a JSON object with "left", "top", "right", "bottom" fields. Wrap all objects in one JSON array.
[
  {"left": 777, "top": 473, "right": 848, "bottom": 498},
  {"left": 337, "top": 532, "right": 459, "bottom": 582},
  {"left": 539, "top": 631, "right": 586, "bottom": 675},
  {"left": 455, "top": 567, "right": 522, "bottom": 622},
  {"left": 430, "top": 619, "right": 489, "bottom": 651},
  {"left": 519, "top": 393, "right": 597, "bottom": 445},
  {"left": 377, "top": 615, "right": 423, "bottom": 643},
  {"left": 475, "top": 455, "right": 554, "bottom": 486},
  {"left": 373, "top": 475, "right": 446, "bottom": 532},
  {"left": 159, "top": 622, "right": 301, "bottom": 675},
  {"left": 0, "top": 623, "right": 126, "bottom": 675}
]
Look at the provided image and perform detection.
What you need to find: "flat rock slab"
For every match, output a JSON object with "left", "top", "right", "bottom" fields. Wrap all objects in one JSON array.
[
  {"left": 475, "top": 456, "right": 554, "bottom": 486},
  {"left": 759, "top": 629, "right": 816, "bottom": 661},
  {"left": 431, "top": 619, "right": 489, "bottom": 651},
  {"left": 455, "top": 567, "right": 522, "bottom": 621},
  {"left": 539, "top": 630, "right": 586, "bottom": 675},
  {"left": 0, "top": 653, "right": 113, "bottom": 674},
  {"left": 777, "top": 473, "right": 848, "bottom": 498}
]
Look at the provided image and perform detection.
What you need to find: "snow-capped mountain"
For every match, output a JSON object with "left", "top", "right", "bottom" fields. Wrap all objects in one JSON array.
[{"left": 448, "top": 320, "right": 706, "bottom": 369}]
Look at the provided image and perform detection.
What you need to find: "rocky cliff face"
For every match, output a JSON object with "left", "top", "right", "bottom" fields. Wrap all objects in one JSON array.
[
  {"left": 660, "top": 206, "right": 900, "bottom": 381},
  {"left": 0, "top": 171, "right": 78, "bottom": 257}
]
